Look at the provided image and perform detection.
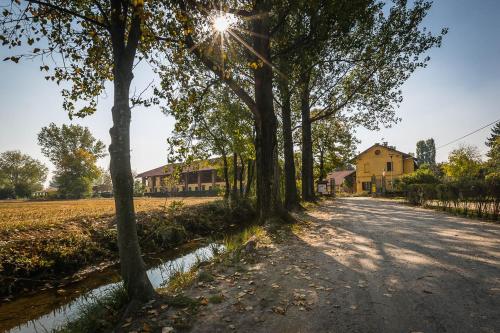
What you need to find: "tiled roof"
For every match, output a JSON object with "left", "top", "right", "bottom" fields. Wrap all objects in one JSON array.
[
  {"left": 136, "top": 158, "right": 221, "bottom": 178},
  {"left": 353, "top": 143, "right": 413, "bottom": 160},
  {"left": 326, "top": 170, "right": 356, "bottom": 185}
]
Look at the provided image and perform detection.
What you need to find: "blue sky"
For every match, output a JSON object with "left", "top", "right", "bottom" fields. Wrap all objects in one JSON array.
[{"left": 0, "top": 0, "right": 499, "bottom": 182}]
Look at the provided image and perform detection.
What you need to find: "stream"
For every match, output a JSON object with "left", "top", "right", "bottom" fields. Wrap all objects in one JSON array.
[{"left": 0, "top": 241, "right": 223, "bottom": 333}]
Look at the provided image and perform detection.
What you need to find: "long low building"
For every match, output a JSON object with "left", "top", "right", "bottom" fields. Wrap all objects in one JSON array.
[{"left": 137, "top": 159, "right": 228, "bottom": 195}]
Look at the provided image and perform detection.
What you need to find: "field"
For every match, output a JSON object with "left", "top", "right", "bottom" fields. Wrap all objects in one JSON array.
[
  {"left": 0, "top": 196, "right": 236, "bottom": 297},
  {"left": 0, "top": 197, "right": 217, "bottom": 236}
]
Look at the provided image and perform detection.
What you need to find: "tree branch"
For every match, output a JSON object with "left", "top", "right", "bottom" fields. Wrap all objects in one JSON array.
[{"left": 26, "top": 0, "right": 110, "bottom": 30}]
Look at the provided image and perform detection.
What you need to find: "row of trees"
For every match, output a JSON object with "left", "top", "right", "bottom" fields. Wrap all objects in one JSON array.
[
  {"left": 0, "top": 123, "right": 108, "bottom": 199},
  {"left": 397, "top": 123, "right": 500, "bottom": 219},
  {"left": 0, "top": 0, "right": 445, "bottom": 301}
]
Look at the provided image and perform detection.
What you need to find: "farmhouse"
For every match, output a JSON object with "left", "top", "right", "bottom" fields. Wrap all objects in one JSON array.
[
  {"left": 137, "top": 158, "right": 227, "bottom": 196},
  {"left": 353, "top": 143, "right": 416, "bottom": 194},
  {"left": 326, "top": 170, "right": 356, "bottom": 194}
]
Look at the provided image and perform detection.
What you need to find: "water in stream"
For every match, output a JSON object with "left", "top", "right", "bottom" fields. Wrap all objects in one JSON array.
[{"left": 0, "top": 242, "right": 223, "bottom": 333}]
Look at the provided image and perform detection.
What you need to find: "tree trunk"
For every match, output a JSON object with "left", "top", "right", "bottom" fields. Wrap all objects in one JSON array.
[
  {"left": 222, "top": 153, "right": 230, "bottom": 199},
  {"left": 253, "top": 0, "right": 282, "bottom": 221},
  {"left": 245, "top": 159, "right": 255, "bottom": 198},
  {"left": 109, "top": 63, "right": 154, "bottom": 302},
  {"left": 239, "top": 154, "right": 245, "bottom": 197},
  {"left": 278, "top": 77, "right": 300, "bottom": 210},
  {"left": 232, "top": 152, "right": 238, "bottom": 199},
  {"left": 300, "top": 70, "right": 315, "bottom": 201},
  {"left": 319, "top": 148, "right": 325, "bottom": 181}
]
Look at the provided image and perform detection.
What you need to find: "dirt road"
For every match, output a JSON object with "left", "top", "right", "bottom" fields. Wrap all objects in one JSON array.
[
  {"left": 291, "top": 198, "right": 500, "bottom": 333},
  {"left": 128, "top": 198, "right": 500, "bottom": 333}
]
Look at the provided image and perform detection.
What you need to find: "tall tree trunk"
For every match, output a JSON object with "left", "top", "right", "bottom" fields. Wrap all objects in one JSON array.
[
  {"left": 222, "top": 153, "right": 230, "bottom": 199},
  {"left": 253, "top": 0, "right": 282, "bottom": 221},
  {"left": 278, "top": 77, "right": 300, "bottom": 210},
  {"left": 319, "top": 148, "right": 325, "bottom": 181},
  {"left": 300, "top": 70, "right": 315, "bottom": 201},
  {"left": 109, "top": 64, "right": 154, "bottom": 302},
  {"left": 239, "top": 154, "right": 245, "bottom": 197},
  {"left": 232, "top": 152, "right": 238, "bottom": 199},
  {"left": 108, "top": 3, "right": 154, "bottom": 302},
  {"left": 245, "top": 159, "right": 255, "bottom": 198}
]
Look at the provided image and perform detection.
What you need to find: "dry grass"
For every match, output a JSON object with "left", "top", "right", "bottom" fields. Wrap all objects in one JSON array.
[{"left": 0, "top": 197, "right": 217, "bottom": 236}]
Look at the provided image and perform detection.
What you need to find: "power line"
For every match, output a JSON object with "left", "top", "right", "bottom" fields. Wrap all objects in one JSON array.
[{"left": 436, "top": 118, "right": 500, "bottom": 150}]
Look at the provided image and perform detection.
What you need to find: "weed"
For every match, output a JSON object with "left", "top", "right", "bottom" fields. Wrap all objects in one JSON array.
[
  {"left": 55, "top": 286, "right": 128, "bottom": 333},
  {"left": 208, "top": 294, "right": 224, "bottom": 304},
  {"left": 162, "top": 263, "right": 197, "bottom": 293}
]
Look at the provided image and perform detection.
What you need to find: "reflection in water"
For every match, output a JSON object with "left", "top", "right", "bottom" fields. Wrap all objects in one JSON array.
[{"left": 1, "top": 243, "right": 221, "bottom": 333}]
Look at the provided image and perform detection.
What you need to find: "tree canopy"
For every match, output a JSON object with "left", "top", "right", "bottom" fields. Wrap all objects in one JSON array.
[
  {"left": 38, "top": 123, "right": 106, "bottom": 198},
  {"left": 416, "top": 138, "right": 436, "bottom": 165},
  {"left": 0, "top": 150, "right": 48, "bottom": 198},
  {"left": 443, "top": 145, "right": 483, "bottom": 181}
]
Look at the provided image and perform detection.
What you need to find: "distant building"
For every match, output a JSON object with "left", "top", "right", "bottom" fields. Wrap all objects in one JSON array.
[
  {"left": 136, "top": 158, "right": 229, "bottom": 196},
  {"left": 326, "top": 170, "right": 356, "bottom": 194},
  {"left": 32, "top": 187, "right": 58, "bottom": 198},
  {"left": 353, "top": 143, "right": 416, "bottom": 194}
]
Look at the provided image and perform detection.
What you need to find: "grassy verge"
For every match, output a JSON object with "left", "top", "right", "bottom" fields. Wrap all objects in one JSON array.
[
  {"left": 55, "top": 286, "right": 128, "bottom": 333},
  {"left": 0, "top": 199, "right": 256, "bottom": 298},
  {"left": 55, "top": 225, "right": 267, "bottom": 333}
]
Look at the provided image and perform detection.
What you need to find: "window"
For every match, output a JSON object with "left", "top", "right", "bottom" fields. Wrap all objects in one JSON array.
[
  {"left": 208, "top": 186, "right": 212, "bottom": 191},
  {"left": 386, "top": 162, "right": 393, "bottom": 172},
  {"left": 364, "top": 163, "right": 370, "bottom": 173},
  {"left": 374, "top": 149, "right": 381, "bottom": 155},
  {"left": 202, "top": 185, "right": 206, "bottom": 191},
  {"left": 362, "top": 182, "right": 371, "bottom": 191}
]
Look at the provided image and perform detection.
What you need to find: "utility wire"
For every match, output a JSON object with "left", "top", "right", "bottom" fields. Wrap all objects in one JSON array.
[{"left": 436, "top": 118, "right": 500, "bottom": 150}]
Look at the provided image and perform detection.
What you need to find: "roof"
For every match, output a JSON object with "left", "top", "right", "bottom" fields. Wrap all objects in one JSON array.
[
  {"left": 136, "top": 158, "right": 221, "bottom": 178},
  {"left": 353, "top": 143, "right": 413, "bottom": 161},
  {"left": 326, "top": 170, "right": 356, "bottom": 185}
]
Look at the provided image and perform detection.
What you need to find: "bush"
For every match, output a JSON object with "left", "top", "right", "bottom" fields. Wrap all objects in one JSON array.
[
  {"left": 0, "top": 187, "right": 15, "bottom": 199},
  {"left": 403, "top": 179, "right": 499, "bottom": 220}
]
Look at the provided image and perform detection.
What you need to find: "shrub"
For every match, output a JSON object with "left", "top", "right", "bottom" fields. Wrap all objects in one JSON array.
[{"left": 403, "top": 179, "right": 498, "bottom": 220}]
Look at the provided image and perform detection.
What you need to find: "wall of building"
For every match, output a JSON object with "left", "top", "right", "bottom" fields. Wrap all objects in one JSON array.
[
  {"left": 355, "top": 145, "right": 414, "bottom": 193},
  {"left": 142, "top": 168, "right": 239, "bottom": 195}
]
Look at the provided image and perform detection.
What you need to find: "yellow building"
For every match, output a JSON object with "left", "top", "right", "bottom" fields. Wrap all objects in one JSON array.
[{"left": 353, "top": 143, "right": 416, "bottom": 194}]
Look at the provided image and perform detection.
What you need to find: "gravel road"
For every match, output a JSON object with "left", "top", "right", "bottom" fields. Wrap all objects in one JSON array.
[{"left": 294, "top": 197, "right": 500, "bottom": 333}]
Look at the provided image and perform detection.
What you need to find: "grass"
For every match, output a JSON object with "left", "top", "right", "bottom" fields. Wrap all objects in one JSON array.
[
  {"left": 0, "top": 198, "right": 256, "bottom": 298},
  {"left": 56, "top": 224, "right": 267, "bottom": 333},
  {"left": 55, "top": 285, "right": 128, "bottom": 333},
  {"left": 162, "top": 262, "right": 198, "bottom": 294}
]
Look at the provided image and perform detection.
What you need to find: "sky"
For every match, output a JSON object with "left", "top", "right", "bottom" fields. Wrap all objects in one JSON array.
[{"left": 0, "top": 0, "right": 499, "bottom": 184}]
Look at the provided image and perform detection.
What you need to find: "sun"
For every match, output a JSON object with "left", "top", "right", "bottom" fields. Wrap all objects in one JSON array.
[{"left": 213, "top": 15, "right": 230, "bottom": 32}]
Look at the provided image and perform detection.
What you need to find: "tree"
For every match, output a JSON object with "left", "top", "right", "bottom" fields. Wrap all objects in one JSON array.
[
  {"left": 0, "top": 150, "right": 48, "bottom": 198},
  {"left": 166, "top": 85, "right": 254, "bottom": 200},
  {"left": 396, "top": 164, "right": 441, "bottom": 187},
  {"left": 165, "top": 0, "right": 294, "bottom": 221},
  {"left": 485, "top": 122, "right": 500, "bottom": 172},
  {"left": 416, "top": 138, "right": 436, "bottom": 165},
  {"left": 287, "top": 0, "right": 446, "bottom": 201},
  {"left": 38, "top": 123, "right": 106, "bottom": 198},
  {"left": 311, "top": 117, "right": 358, "bottom": 181},
  {"left": 94, "top": 167, "right": 113, "bottom": 194},
  {"left": 443, "top": 145, "right": 483, "bottom": 181},
  {"left": 1, "top": 0, "right": 173, "bottom": 301},
  {"left": 133, "top": 179, "right": 145, "bottom": 197}
]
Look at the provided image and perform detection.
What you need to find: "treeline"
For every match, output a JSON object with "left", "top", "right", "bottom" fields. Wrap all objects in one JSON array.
[
  {"left": 398, "top": 125, "right": 500, "bottom": 220},
  {"left": 0, "top": 123, "right": 110, "bottom": 199}
]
